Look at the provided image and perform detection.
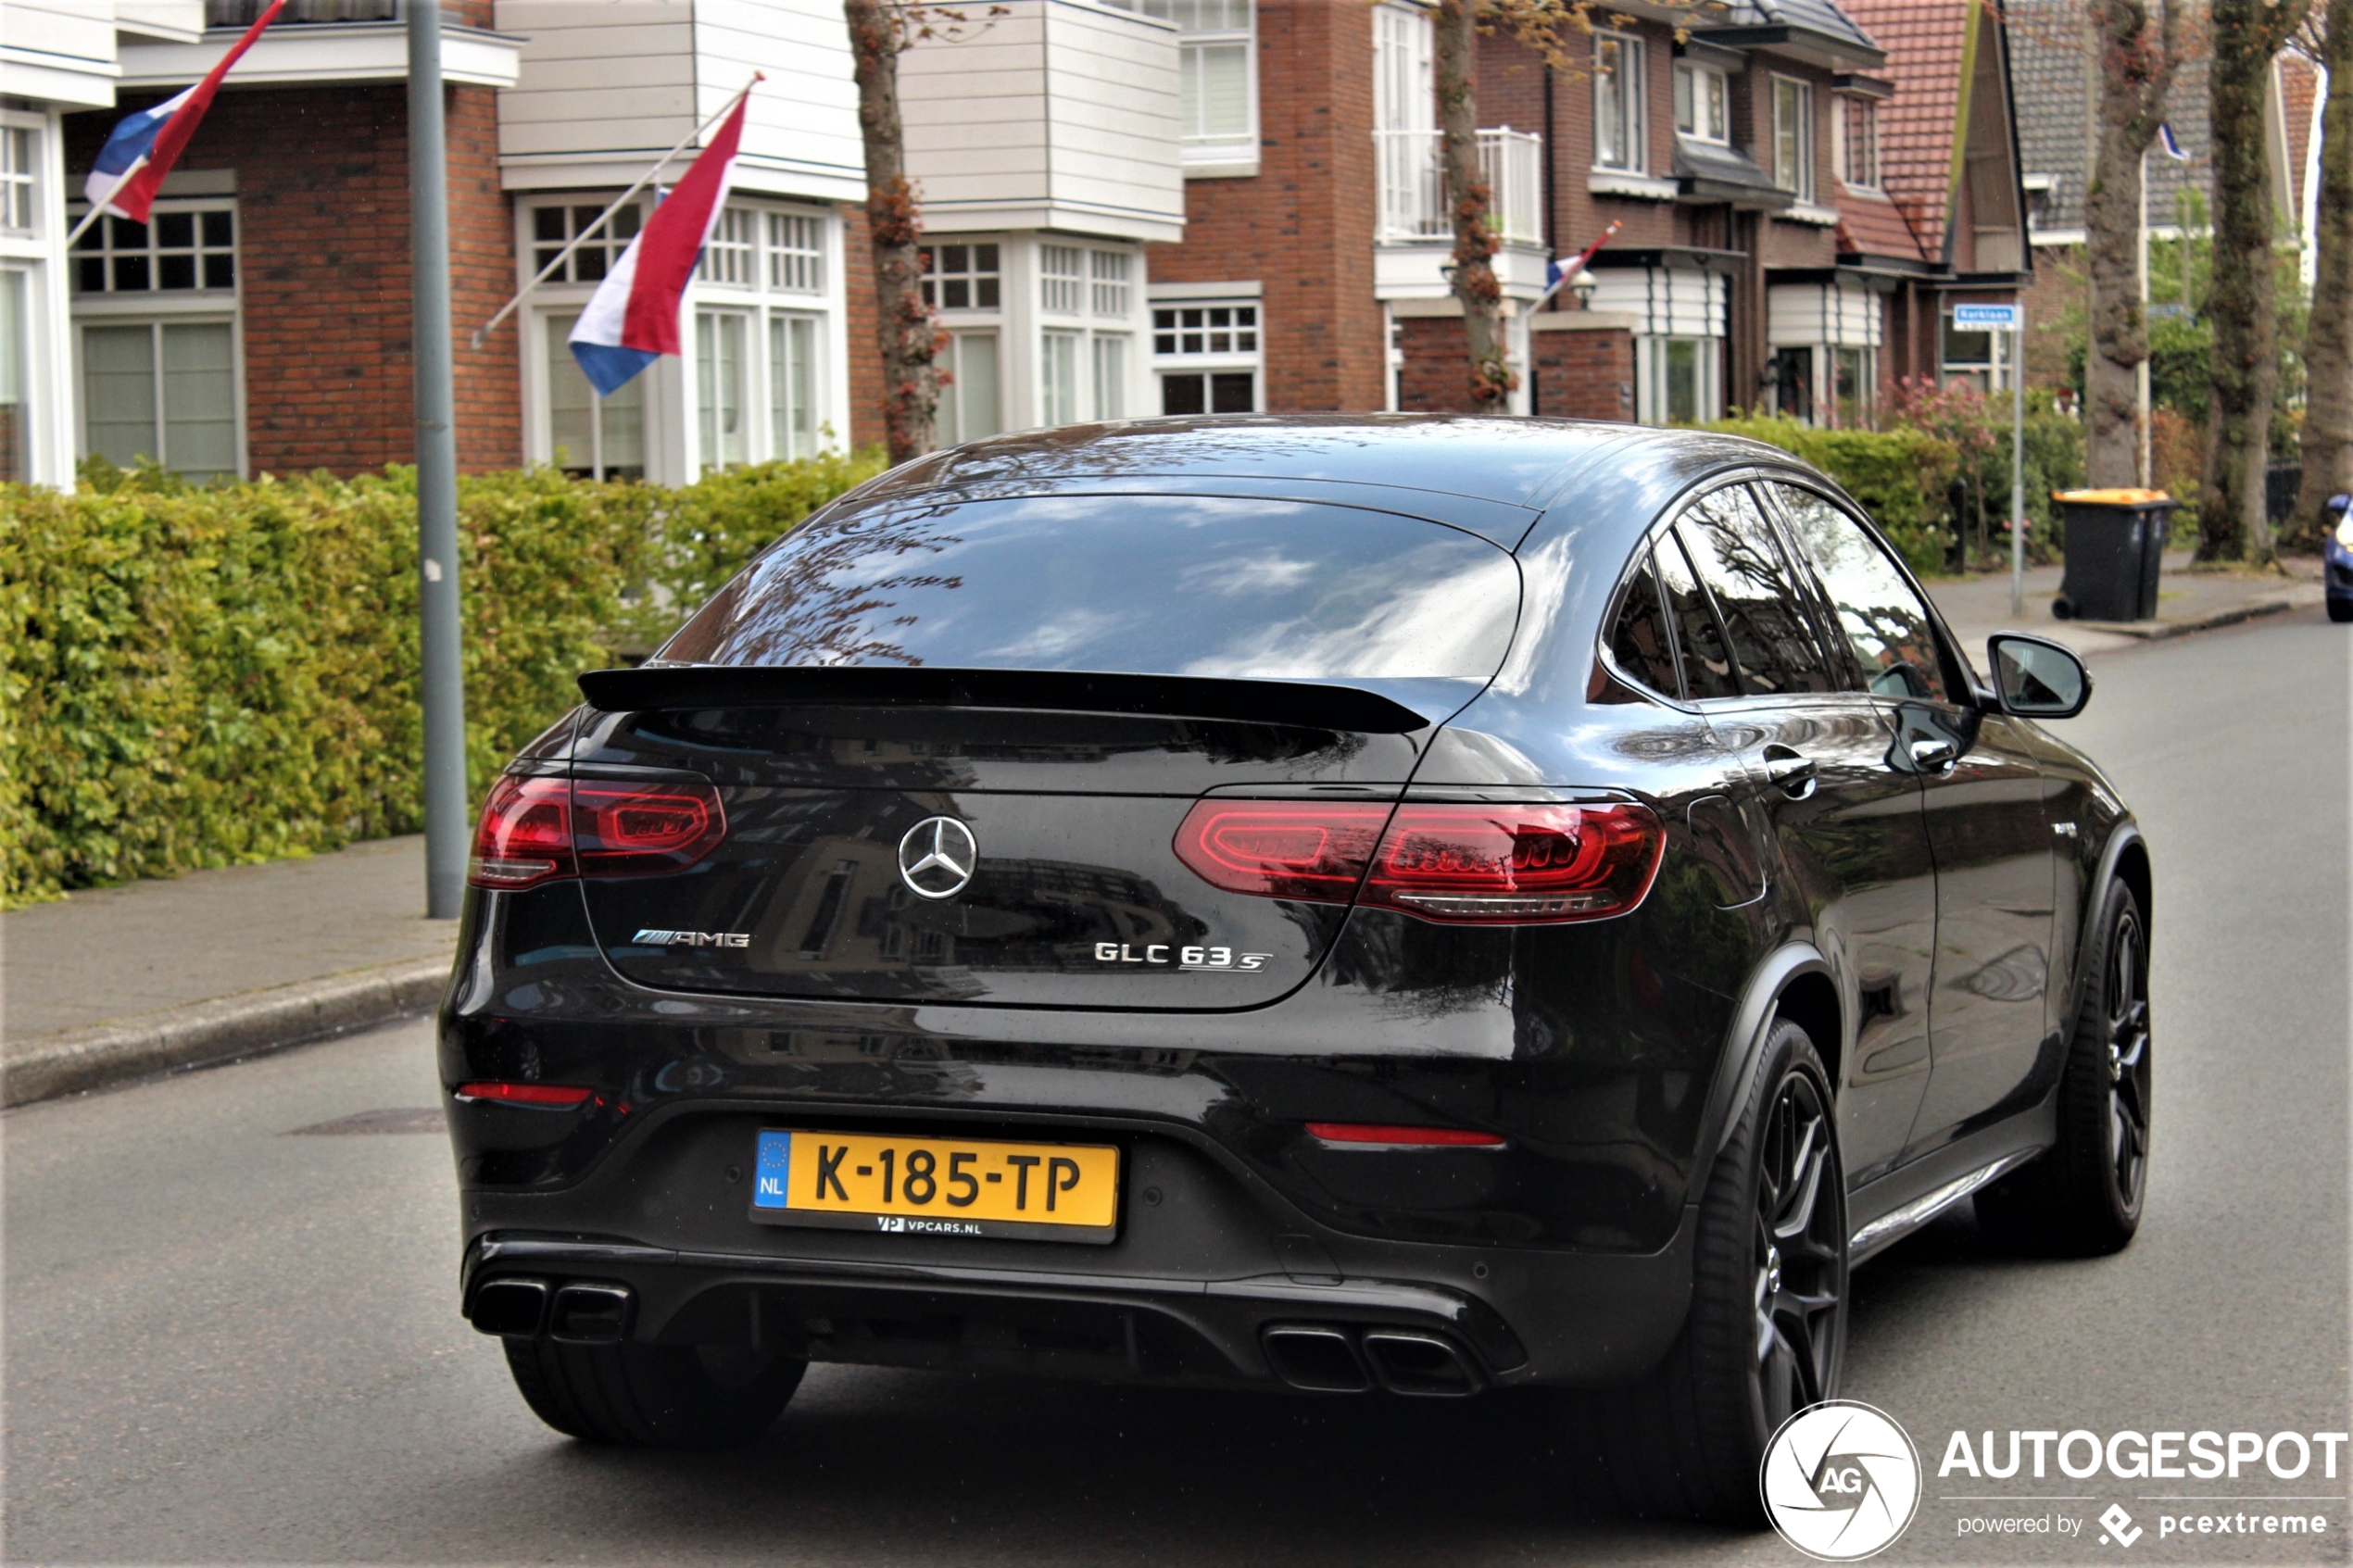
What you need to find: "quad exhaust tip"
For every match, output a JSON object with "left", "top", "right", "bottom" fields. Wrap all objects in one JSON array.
[
  {"left": 1261, "top": 1324, "right": 1479, "bottom": 1397},
  {"left": 468, "top": 1277, "right": 633, "bottom": 1344}
]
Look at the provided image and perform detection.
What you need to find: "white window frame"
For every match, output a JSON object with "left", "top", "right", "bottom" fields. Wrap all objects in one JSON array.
[
  {"left": 1772, "top": 76, "right": 1815, "bottom": 203},
  {"left": 1638, "top": 335, "right": 1720, "bottom": 427},
  {"left": 1593, "top": 32, "right": 1648, "bottom": 173},
  {"left": 1151, "top": 295, "right": 1261, "bottom": 415},
  {"left": 1139, "top": 0, "right": 1258, "bottom": 167},
  {"left": 1674, "top": 61, "right": 1730, "bottom": 146},
  {"left": 68, "top": 195, "right": 247, "bottom": 481},
  {"left": 1836, "top": 94, "right": 1881, "bottom": 193},
  {"left": 517, "top": 193, "right": 845, "bottom": 483},
  {"left": 1, "top": 121, "right": 37, "bottom": 239},
  {"left": 0, "top": 106, "right": 69, "bottom": 487}
]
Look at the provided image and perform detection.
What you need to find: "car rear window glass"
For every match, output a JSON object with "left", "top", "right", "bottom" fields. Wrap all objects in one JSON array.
[
  {"left": 1655, "top": 530, "right": 1742, "bottom": 699},
  {"left": 1607, "top": 547, "right": 1683, "bottom": 697},
  {"left": 1672, "top": 486, "right": 1838, "bottom": 696},
  {"left": 658, "top": 494, "right": 1524, "bottom": 682},
  {"left": 1770, "top": 483, "right": 1955, "bottom": 702}
]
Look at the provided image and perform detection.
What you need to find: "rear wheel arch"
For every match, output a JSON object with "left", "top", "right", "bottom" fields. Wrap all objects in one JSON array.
[
  {"left": 1699, "top": 943, "right": 1841, "bottom": 1165},
  {"left": 1772, "top": 971, "right": 1843, "bottom": 1093}
]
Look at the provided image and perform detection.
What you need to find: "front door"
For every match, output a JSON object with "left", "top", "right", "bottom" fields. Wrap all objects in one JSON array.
[{"left": 1766, "top": 482, "right": 2060, "bottom": 1156}]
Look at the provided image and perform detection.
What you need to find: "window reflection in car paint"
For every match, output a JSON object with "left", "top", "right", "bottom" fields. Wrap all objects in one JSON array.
[
  {"left": 1671, "top": 487, "right": 1837, "bottom": 696},
  {"left": 658, "top": 495, "right": 1524, "bottom": 683}
]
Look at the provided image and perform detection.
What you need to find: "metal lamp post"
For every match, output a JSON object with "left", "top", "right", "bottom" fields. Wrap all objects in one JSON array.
[{"left": 408, "top": 0, "right": 468, "bottom": 918}]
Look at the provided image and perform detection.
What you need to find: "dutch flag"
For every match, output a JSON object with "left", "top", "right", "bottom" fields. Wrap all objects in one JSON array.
[
  {"left": 84, "top": 0, "right": 283, "bottom": 223},
  {"left": 569, "top": 94, "right": 750, "bottom": 396}
]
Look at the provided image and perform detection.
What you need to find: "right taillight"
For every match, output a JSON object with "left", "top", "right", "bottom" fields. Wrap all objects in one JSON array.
[
  {"left": 1172, "top": 798, "right": 1664, "bottom": 924},
  {"left": 468, "top": 774, "right": 725, "bottom": 890}
]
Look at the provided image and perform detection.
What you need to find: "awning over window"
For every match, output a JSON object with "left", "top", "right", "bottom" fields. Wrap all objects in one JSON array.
[
  {"left": 1585, "top": 267, "right": 1727, "bottom": 339},
  {"left": 1767, "top": 280, "right": 1881, "bottom": 349}
]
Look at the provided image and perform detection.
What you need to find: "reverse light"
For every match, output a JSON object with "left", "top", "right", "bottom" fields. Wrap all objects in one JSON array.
[
  {"left": 1306, "top": 1123, "right": 1507, "bottom": 1148},
  {"left": 1172, "top": 798, "right": 1664, "bottom": 924},
  {"left": 453, "top": 1081, "right": 594, "bottom": 1107},
  {"left": 467, "top": 774, "right": 725, "bottom": 890}
]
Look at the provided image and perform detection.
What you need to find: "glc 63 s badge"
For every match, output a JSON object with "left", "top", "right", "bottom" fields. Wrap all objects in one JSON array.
[{"left": 1094, "top": 942, "right": 1270, "bottom": 972}]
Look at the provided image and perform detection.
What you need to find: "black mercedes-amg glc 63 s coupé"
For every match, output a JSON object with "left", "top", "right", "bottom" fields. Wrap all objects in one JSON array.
[{"left": 444, "top": 417, "right": 2151, "bottom": 1523}]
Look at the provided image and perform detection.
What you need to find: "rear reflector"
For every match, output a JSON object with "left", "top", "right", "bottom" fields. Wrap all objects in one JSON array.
[
  {"left": 1306, "top": 1123, "right": 1507, "bottom": 1147},
  {"left": 1173, "top": 799, "right": 1664, "bottom": 923},
  {"left": 467, "top": 774, "right": 725, "bottom": 890},
  {"left": 454, "top": 1081, "right": 594, "bottom": 1107}
]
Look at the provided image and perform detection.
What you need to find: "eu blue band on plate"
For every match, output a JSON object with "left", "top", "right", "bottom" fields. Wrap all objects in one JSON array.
[{"left": 753, "top": 1129, "right": 792, "bottom": 1208}]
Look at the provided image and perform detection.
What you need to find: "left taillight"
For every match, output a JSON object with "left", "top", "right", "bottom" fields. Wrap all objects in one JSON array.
[
  {"left": 469, "top": 775, "right": 573, "bottom": 889},
  {"left": 467, "top": 775, "right": 725, "bottom": 890}
]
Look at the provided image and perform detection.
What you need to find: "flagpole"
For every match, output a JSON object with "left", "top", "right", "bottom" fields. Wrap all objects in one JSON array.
[
  {"left": 63, "top": 157, "right": 148, "bottom": 250},
  {"left": 469, "top": 75, "right": 762, "bottom": 350}
]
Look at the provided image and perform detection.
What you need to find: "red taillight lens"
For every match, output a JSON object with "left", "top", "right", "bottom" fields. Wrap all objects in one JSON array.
[
  {"left": 1173, "top": 798, "right": 1665, "bottom": 924},
  {"left": 467, "top": 775, "right": 726, "bottom": 890},
  {"left": 453, "top": 1081, "right": 593, "bottom": 1107},
  {"left": 1172, "top": 800, "right": 1390, "bottom": 900},
  {"left": 573, "top": 780, "right": 726, "bottom": 876},
  {"left": 1365, "top": 803, "right": 1664, "bottom": 922},
  {"left": 468, "top": 775, "right": 573, "bottom": 889},
  {"left": 1306, "top": 1122, "right": 1507, "bottom": 1147}
]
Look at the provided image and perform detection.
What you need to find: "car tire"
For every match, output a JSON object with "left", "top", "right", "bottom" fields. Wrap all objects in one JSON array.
[
  {"left": 2328, "top": 598, "right": 2353, "bottom": 623},
  {"left": 502, "top": 1336, "right": 808, "bottom": 1449},
  {"left": 1978, "top": 880, "right": 2150, "bottom": 1256},
  {"left": 1573, "top": 1018, "right": 1849, "bottom": 1524}
]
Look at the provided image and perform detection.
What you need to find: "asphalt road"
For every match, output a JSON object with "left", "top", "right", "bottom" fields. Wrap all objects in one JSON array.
[{"left": 6, "top": 608, "right": 2347, "bottom": 1567}]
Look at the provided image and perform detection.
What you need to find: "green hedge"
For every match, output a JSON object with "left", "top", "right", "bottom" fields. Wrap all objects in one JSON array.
[
  {"left": 1700, "top": 416, "right": 1961, "bottom": 572},
  {"left": 1, "top": 451, "right": 885, "bottom": 907}
]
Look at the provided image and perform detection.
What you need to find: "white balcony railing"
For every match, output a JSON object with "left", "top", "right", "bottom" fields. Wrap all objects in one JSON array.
[{"left": 1375, "top": 127, "right": 1544, "bottom": 247}]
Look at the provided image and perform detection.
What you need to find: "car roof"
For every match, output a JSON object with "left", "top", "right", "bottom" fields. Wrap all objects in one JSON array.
[{"left": 850, "top": 416, "right": 1810, "bottom": 545}]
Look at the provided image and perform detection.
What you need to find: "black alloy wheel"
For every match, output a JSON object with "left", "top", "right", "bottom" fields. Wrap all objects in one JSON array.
[
  {"left": 1576, "top": 1019, "right": 1848, "bottom": 1524},
  {"left": 1753, "top": 1063, "right": 1846, "bottom": 1429},
  {"left": 1979, "top": 878, "right": 2151, "bottom": 1255},
  {"left": 2102, "top": 902, "right": 2152, "bottom": 1212}
]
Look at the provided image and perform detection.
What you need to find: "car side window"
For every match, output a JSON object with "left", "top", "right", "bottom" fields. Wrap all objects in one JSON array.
[
  {"left": 1770, "top": 484, "right": 1955, "bottom": 704},
  {"left": 1654, "top": 529, "right": 1743, "bottom": 699},
  {"left": 1671, "top": 485, "right": 1839, "bottom": 696},
  {"left": 1606, "top": 546, "right": 1685, "bottom": 697}
]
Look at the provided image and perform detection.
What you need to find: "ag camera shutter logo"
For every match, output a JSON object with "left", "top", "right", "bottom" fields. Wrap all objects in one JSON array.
[{"left": 1761, "top": 1401, "right": 1923, "bottom": 1561}]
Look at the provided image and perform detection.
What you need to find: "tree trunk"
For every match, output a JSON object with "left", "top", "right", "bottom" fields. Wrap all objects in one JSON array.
[
  {"left": 2085, "top": 0, "right": 2184, "bottom": 488},
  {"left": 2201, "top": 0, "right": 2307, "bottom": 563},
  {"left": 846, "top": 0, "right": 937, "bottom": 463},
  {"left": 2293, "top": 0, "right": 2353, "bottom": 549},
  {"left": 1434, "top": 0, "right": 1512, "bottom": 412}
]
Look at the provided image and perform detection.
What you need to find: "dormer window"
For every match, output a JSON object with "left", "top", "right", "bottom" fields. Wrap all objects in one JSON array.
[
  {"left": 1837, "top": 94, "right": 1881, "bottom": 192},
  {"left": 1674, "top": 63, "right": 1730, "bottom": 145}
]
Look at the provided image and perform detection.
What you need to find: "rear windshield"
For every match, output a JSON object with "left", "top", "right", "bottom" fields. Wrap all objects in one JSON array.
[{"left": 658, "top": 495, "right": 1523, "bottom": 682}]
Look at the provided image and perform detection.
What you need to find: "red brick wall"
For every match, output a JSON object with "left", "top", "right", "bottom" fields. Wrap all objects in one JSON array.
[
  {"left": 1533, "top": 322, "right": 1636, "bottom": 421},
  {"left": 1393, "top": 316, "right": 1470, "bottom": 412},
  {"left": 67, "top": 82, "right": 520, "bottom": 476},
  {"left": 1146, "top": 0, "right": 1383, "bottom": 411},
  {"left": 840, "top": 203, "right": 888, "bottom": 451}
]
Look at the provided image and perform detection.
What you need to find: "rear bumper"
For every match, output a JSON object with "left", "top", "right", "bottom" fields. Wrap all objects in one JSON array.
[{"left": 459, "top": 1213, "right": 1696, "bottom": 1391}]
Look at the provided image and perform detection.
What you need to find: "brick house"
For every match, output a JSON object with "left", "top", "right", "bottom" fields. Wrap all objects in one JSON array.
[{"left": 8, "top": 0, "right": 2037, "bottom": 490}]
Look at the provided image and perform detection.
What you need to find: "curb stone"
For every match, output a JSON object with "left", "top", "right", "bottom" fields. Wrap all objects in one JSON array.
[
  {"left": 2068, "top": 584, "right": 2321, "bottom": 641},
  {"left": 2, "top": 957, "right": 453, "bottom": 1109}
]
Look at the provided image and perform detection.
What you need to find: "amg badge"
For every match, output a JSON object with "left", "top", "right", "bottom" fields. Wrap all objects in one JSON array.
[
  {"left": 1094, "top": 943, "right": 1270, "bottom": 972},
  {"left": 633, "top": 929, "right": 750, "bottom": 948}
]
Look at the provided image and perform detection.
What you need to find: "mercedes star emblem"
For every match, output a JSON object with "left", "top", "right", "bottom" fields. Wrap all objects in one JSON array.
[{"left": 897, "top": 816, "right": 977, "bottom": 900}]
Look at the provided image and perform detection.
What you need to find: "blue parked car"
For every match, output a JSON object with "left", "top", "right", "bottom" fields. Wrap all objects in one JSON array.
[{"left": 2329, "top": 495, "right": 2353, "bottom": 622}]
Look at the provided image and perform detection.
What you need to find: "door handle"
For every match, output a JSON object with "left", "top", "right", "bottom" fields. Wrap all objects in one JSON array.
[
  {"left": 1762, "top": 747, "right": 1818, "bottom": 797},
  {"left": 1908, "top": 736, "right": 1959, "bottom": 773}
]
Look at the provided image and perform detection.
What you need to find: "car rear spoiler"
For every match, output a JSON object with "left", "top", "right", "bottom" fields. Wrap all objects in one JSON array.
[{"left": 575, "top": 664, "right": 1436, "bottom": 734}]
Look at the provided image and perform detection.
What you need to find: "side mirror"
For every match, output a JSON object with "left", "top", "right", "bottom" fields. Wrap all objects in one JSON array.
[{"left": 1988, "top": 633, "right": 2092, "bottom": 719}]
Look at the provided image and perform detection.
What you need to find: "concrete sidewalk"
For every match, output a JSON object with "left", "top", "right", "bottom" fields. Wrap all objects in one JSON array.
[
  {"left": 0, "top": 552, "right": 2328, "bottom": 1109},
  {"left": 3, "top": 836, "right": 456, "bottom": 1107}
]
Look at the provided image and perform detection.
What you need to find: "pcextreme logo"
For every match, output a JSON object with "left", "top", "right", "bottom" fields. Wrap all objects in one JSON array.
[{"left": 1761, "top": 1401, "right": 1924, "bottom": 1562}]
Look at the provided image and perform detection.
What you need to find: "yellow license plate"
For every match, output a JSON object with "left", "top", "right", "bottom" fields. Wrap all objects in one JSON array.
[{"left": 749, "top": 1128, "right": 1121, "bottom": 1243}]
